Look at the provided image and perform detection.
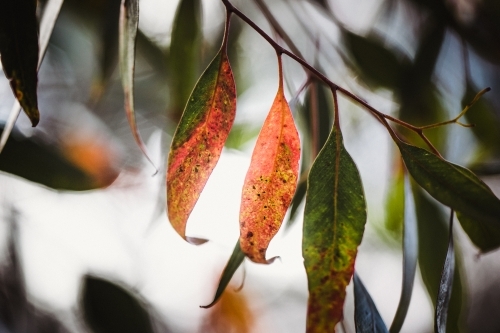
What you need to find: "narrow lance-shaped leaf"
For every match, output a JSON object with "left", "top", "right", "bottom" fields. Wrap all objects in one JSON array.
[
  {"left": 167, "top": 14, "right": 236, "bottom": 241},
  {"left": 119, "top": 0, "right": 156, "bottom": 169},
  {"left": 0, "top": 0, "right": 40, "bottom": 126},
  {"left": 303, "top": 102, "right": 367, "bottom": 332},
  {"left": 397, "top": 140, "right": 500, "bottom": 252},
  {"left": 0, "top": 0, "right": 65, "bottom": 153},
  {"left": 201, "top": 240, "right": 245, "bottom": 309},
  {"left": 435, "top": 210, "right": 455, "bottom": 333},
  {"left": 239, "top": 56, "right": 300, "bottom": 263},
  {"left": 354, "top": 273, "right": 389, "bottom": 333},
  {"left": 390, "top": 172, "right": 418, "bottom": 333}
]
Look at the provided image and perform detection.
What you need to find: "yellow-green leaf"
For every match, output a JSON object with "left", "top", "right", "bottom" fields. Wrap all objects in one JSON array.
[{"left": 303, "top": 125, "right": 367, "bottom": 332}]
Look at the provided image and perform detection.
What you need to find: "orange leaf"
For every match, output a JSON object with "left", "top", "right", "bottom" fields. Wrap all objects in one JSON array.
[{"left": 239, "top": 76, "right": 300, "bottom": 263}]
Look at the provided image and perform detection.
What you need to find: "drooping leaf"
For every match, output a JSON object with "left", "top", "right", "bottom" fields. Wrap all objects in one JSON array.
[
  {"left": 384, "top": 159, "right": 404, "bottom": 238},
  {"left": 119, "top": 0, "right": 156, "bottom": 168},
  {"left": 343, "top": 29, "right": 406, "bottom": 90},
  {"left": 413, "top": 185, "right": 464, "bottom": 333},
  {"left": 0, "top": 124, "right": 119, "bottom": 191},
  {"left": 80, "top": 275, "right": 154, "bottom": 333},
  {"left": 390, "top": 172, "right": 418, "bottom": 333},
  {"left": 167, "top": 36, "right": 236, "bottom": 240},
  {"left": 303, "top": 125, "right": 367, "bottom": 332},
  {"left": 398, "top": 140, "right": 500, "bottom": 252},
  {"left": 0, "top": 0, "right": 40, "bottom": 126},
  {"left": 239, "top": 75, "right": 300, "bottom": 264},
  {"left": 435, "top": 210, "right": 455, "bottom": 333},
  {"left": 0, "top": 0, "right": 64, "bottom": 154},
  {"left": 201, "top": 240, "right": 245, "bottom": 309},
  {"left": 353, "top": 273, "right": 388, "bottom": 333},
  {"left": 169, "top": 0, "right": 203, "bottom": 121},
  {"left": 286, "top": 174, "right": 307, "bottom": 228}
]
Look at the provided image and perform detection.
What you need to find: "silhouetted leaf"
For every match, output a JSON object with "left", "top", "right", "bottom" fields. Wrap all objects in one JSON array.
[
  {"left": 435, "top": 210, "right": 455, "bottom": 333},
  {"left": 0, "top": 0, "right": 40, "bottom": 126},
  {"left": 413, "top": 185, "right": 463, "bottom": 333},
  {"left": 390, "top": 173, "right": 418, "bottom": 333},
  {"left": 167, "top": 34, "right": 236, "bottom": 241},
  {"left": 398, "top": 141, "right": 500, "bottom": 252},
  {"left": 169, "top": 0, "right": 203, "bottom": 120},
  {"left": 0, "top": 124, "right": 119, "bottom": 191},
  {"left": 81, "top": 275, "right": 154, "bottom": 333},
  {"left": 303, "top": 125, "right": 367, "bottom": 332},
  {"left": 343, "top": 30, "right": 405, "bottom": 89},
  {"left": 201, "top": 241, "right": 245, "bottom": 309},
  {"left": 354, "top": 273, "right": 388, "bottom": 333},
  {"left": 239, "top": 70, "right": 300, "bottom": 263},
  {"left": 119, "top": 0, "right": 156, "bottom": 168}
]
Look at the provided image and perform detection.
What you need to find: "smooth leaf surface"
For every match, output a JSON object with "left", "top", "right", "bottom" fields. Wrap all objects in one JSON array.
[
  {"left": 119, "top": 0, "right": 155, "bottom": 168},
  {"left": 384, "top": 161, "right": 404, "bottom": 238},
  {"left": 413, "top": 185, "right": 463, "bottom": 333},
  {"left": 354, "top": 273, "right": 388, "bottom": 333},
  {"left": 390, "top": 173, "right": 418, "bottom": 333},
  {"left": 0, "top": 0, "right": 40, "bottom": 126},
  {"left": 170, "top": 0, "right": 202, "bottom": 120},
  {"left": 81, "top": 275, "right": 154, "bottom": 333},
  {"left": 239, "top": 83, "right": 300, "bottom": 263},
  {"left": 435, "top": 211, "right": 455, "bottom": 333},
  {"left": 167, "top": 48, "right": 236, "bottom": 240},
  {"left": 303, "top": 126, "right": 367, "bottom": 332},
  {"left": 201, "top": 240, "right": 245, "bottom": 309},
  {"left": 398, "top": 140, "right": 500, "bottom": 251}
]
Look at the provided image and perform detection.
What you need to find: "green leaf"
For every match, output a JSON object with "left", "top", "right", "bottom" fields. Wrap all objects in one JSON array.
[
  {"left": 303, "top": 126, "right": 367, "bottom": 332},
  {"left": 286, "top": 174, "right": 307, "bottom": 228},
  {"left": 0, "top": 0, "right": 40, "bottom": 126},
  {"left": 413, "top": 185, "right": 464, "bottom": 333},
  {"left": 167, "top": 44, "right": 236, "bottom": 241},
  {"left": 200, "top": 240, "right": 245, "bottom": 309},
  {"left": 169, "top": 0, "right": 203, "bottom": 120},
  {"left": 398, "top": 141, "right": 500, "bottom": 252},
  {"left": 435, "top": 210, "right": 455, "bottom": 333},
  {"left": 384, "top": 163, "right": 404, "bottom": 238},
  {"left": 0, "top": 124, "right": 119, "bottom": 191},
  {"left": 81, "top": 275, "right": 154, "bottom": 333},
  {"left": 390, "top": 173, "right": 418, "bottom": 333},
  {"left": 354, "top": 273, "right": 389, "bottom": 333},
  {"left": 119, "top": 0, "right": 156, "bottom": 168},
  {"left": 343, "top": 29, "right": 405, "bottom": 89}
]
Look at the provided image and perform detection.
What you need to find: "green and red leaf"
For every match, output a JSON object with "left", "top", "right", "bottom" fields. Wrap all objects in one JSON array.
[
  {"left": 303, "top": 125, "right": 367, "bottom": 332},
  {"left": 0, "top": 0, "right": 40, "bottom": 126},
  {"left": 239, "top": 70, "right": 300, "bottom": 264},
  {"left": 167, "top": 39, "right": 236, "bottom": 240}
]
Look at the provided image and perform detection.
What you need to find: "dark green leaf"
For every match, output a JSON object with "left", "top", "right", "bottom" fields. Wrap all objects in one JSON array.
[
  {"left": 343, "top": 30, "right": 405, "bottom": 89},
  {"left": 169, "top": 0, "right": 203, "bottom": 120},
  {"left": 354, "top": 273, "right": 388, "bottom": 333},
  {"left": 398, "top": 140, "right": 500, "bottom": 252},
  {"left": 0, "top": 0, "right": 40, "bottom": 126},
  {"left": 435, "top": 210, "right": 455, "bottom": 333},
  {"left": 413, "top": 185, "right": 464, "bottom": 333},
  {"left": 286, "top": 174, "right": 307, "bottom": 229},
  {"left": 200, "top": 241, "right": 245, "bottom": 309},
  {"left": 390, "top": 173, "right": 418, "bottom": 333},
  {"left": 0, "top": 125, "right": 119, "bottom": 191},
  {"left": 303, "top": 126, "right": 367, "bottom": 332},
  {"left": 81, "top": 275, "right": 154, "bottom": 333}
]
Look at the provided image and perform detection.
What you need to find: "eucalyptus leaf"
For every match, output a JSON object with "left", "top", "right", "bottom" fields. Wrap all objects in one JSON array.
[{"left": 354, "top": 273, "right": 389, "bottom": 333}]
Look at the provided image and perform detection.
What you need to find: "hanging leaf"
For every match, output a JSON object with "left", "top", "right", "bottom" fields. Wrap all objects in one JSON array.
[
  {"left": 80, "top": 275, "right": 154, "bottom": 333},
  {"left": 413, "top": 185, "right": 463, "bottom": 333},
  {"left": 286, "top": 174, "right": 307, "bottom": 228},
  {"left": 384, "top": 159, "right": 404, "bottom": 238},
  {"left": 169, "top": 0, "right": 203, "bottom": 121},
  {"left": 167, "top": 26, "right": 236, "bottom": 241},
  {"left": 0, "top": 0, "right": 40, "bottom": 126},
  {"left": 354, "top": 273, "right": 389, "bottom": 333},
  {"left": 397, "top": 140, "right": 500, "bottom": 252},
  {"left": 303, "top": 125, "right": 367, "bottom": 332},
  {"left": 390, "top": 172, "right": 418, "bottom": 333},
  {"left": 201, "top": 240, "right": 245, "bottom": 309},
  {"left": 435, "top": 210, "right": 455, "bottom": 333},
  {"left": 239, "top": 64, "right": 300, "bottom": 263},
  {"left": 119, "top": 0, "right": 156, "bottom": 168}
]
